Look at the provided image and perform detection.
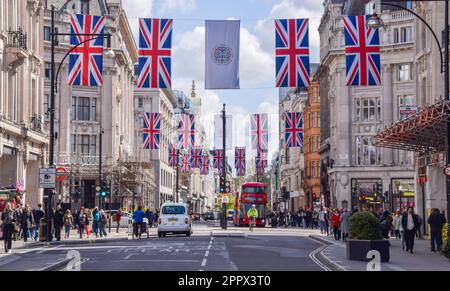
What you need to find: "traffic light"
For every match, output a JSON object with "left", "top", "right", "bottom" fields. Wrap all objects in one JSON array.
[
  {"left": 219, "top": 176, "right": 226, "bottom": 193},
  {"left": 376, "top": 183, "right": 383, "bottom": 195},
  {"left": 224, "top": 181, "right": 231, "bottom": 193},
  {"left": 100, "top": 180, "right": 109, "bottom": 198},
  {"left": 281, "top": 186, "right": 288, "bottom": 201}
]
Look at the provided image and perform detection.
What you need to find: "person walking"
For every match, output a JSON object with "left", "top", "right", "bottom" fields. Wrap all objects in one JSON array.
[
  {"left": 340, "top": 208, "right": 350, "bottom": 242},
  {"left": 53, "top": 204, "right": 64, "bottom": 241},
  {"left": 427, "top": 208, "right": 447, "bottom": 252},
  {"left": 20, "top": 204, "right": 34, "bottom": 242},
  {"left": 114, "top": 209, "right": 123, "bottom": 233},
  {"left": 77, "top": 207, "right": 87, "bottom": 239},
  {"left": 1, "top": 202, "right": 17, "bottom": 253},
  {"left": 401, "top": 207, "right": 419, "bottom": 254},
  {"left": 318, "top": 207, "right": 328, "bottom": 235},
  {"left": 63, "top": 210, "right": 74, "bottom": 239},
  {"left": 380, "top": 210, "right": 393, "bottom": 240},
  {"left": 416, "top": 214, "right": 423, "bottom": 238},
  {"left": 32, "top": 204, "right": 45, "bottom": 241},
  {"left": 392, "top": 210, "right": 402, "bottom": 239},
  {"left": 14, "top": 205, "right": 22, "bottom": 241},
  {"left": 99, "top": 210, "right": 108, "bottom": 237},
  {"left": 92, "top": 207, "right": 100, "bottom": 237},
  {"left": 331, "top": 209, "right": 341, "bottom": 240},
  {"left": 133, "top": 206, "right": 145, "bottom": 239}
]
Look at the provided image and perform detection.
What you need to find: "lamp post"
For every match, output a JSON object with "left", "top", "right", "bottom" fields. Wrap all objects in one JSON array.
[
  {"left": 367, "top": 1, "right": 449, "bottom": 222},
  {"left": 46, "top": 5, "right": 114, "bottom": 241}
]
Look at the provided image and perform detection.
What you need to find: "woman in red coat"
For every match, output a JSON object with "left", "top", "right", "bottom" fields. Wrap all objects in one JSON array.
[{"left": 331, "top": 209, "right": 341, "bottom": 241}]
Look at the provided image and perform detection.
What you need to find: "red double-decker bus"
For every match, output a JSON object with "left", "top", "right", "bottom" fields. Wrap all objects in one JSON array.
[{"left": 233, "top": 182, "right": 267, "bottom": 227}]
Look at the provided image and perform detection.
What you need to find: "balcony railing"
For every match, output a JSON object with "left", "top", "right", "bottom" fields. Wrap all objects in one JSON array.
[
  {"left": 6, "top": 27, "right": 27, "bottom": 50},
  {"left": 390, "top": 10, "right": 413, "bottom": 21}
]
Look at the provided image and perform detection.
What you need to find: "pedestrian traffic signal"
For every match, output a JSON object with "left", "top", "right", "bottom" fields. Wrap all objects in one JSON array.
[{"left": 224, "top": 181, "right": 231, "bottom": 193}]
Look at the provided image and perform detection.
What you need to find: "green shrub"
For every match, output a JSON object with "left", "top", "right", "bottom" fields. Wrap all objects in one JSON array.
[{"left": 349, "top": 212, "right": 382, "bottom": 240}]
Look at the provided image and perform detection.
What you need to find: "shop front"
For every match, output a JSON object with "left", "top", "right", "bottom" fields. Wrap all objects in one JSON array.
[
  {"left": 351, "top": 178, "right": 384, "bottom": 211},
  {"left": 391, "top": 178, "right": 415, "bottom": 212}
]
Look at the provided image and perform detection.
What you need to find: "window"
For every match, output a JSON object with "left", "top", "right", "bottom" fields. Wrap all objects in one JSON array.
[
  {"left": 398, "top": 64, "right": 410, "bottom": 81},
  {"left": 401, "top": 27, "right": 412, "bottom": 43},
  {"left": 393, "top": 28, "right": 399, "bottom": 43},
  {"left": 311, "top": 161, "right": 315, "bottom": 178},
  {"left": 44, "top": 63, "right": 51, "bottom": 80},
  {"left": 285, "top": 148, "right": 290, "bottom": 164},
  {"left": 138, "top": 97, "right": 143, "bottom": 108},
  {"left": 91, "top": 98, "right": 97, "bottom": 121},
  {"left": 44, "top": 26, "right": 51, "bottom": 41},
  {"left": 71, "top": 97, "right": 77, "bottom": 120},
  {"left": 44, "top": 94, "right": 49, "bottom": 117},
  {"left": 316, "top": 112, "right": 320, "bottom": 128},
  {"left": 90, "top": 135, "right": 97, "bottom": 155},
  {"left": 355, "top": 97, "right": 381, "bottom": 122},
  {"left": 71, "top": 134, "right": 76, "bottom": 153},
  {"left": 77, "top": 97, "right": 90, "bottom": 121},
  {"left": 80, "top": 0, "right": 89, "bottom": 14},
  {"left": 78, "top": 135, "right": 90, "bottom": 155},
  {"left": 355, "top": 136, "right": 381, "bottom": 165},
  {"left": 309, "top": 112, "right": 314, "bottom": 128}
]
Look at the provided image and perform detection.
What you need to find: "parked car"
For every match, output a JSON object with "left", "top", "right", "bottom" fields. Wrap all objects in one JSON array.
[
  {"left": 158, "top": 203, "right": 193, "bottom": 237},
  {"left": 203, "top": 212, "right": 215, "bottom": 221}
]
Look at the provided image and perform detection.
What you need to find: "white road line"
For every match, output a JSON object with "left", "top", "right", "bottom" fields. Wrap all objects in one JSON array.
[
  {"left": 205, "top": 250, "right": 209, "bottom": 257},
  {"left": 36, "top": 245, "right": 62, "bottom": 254},
  {"left": 207, "top": 244, "right": 212, "bottom": 250},
  {"left": 201, "top": 258, "right": 207, "bottom": 267}
]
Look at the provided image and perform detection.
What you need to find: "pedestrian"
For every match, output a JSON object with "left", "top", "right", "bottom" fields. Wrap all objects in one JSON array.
[
  {"left": 133, "top": 206, "right": 145, "bottom": 239},
  {"left": 331, "top": 209, "right": 341, "bottom": 240},
  {"left": 401, "top": 206, "right": 419, "bottom": 254},
  {"left": 340, "top": 208, "right": 350, "bottom": 242},
  {"left": 392, "top": 210, "right": 402, "bottom": 239},
  {"left": 63, "top": 209, "right": 74, "bottom": 239},
  {"left": 154, "top": 209, "right": 160, "bottom": 226},
  {"left": 318, "top": 207, "right": 328, "bottom": 234},
  {"left": 427, "top": 208, "right": 447, "bottom": 252},
  {"left": 305, "top": 209, "right": 312, "bottom": 229},
  {"left": 32, "top": 204, "right": 45, "bottom": 241},
  {"left": 20, "top": 204, "right": 34, "bottom": 242},
  {"left": 92, "top": 207, "right": 100, "bottom": 237},
  {"left": 77, "top": 207, "right": 87, "bottom": 239},
  {"left": 298, "top": 207, "right": 304, "bottom": 228},
  {"left": 416, "top": 214, "right": 423, "bottom": 238},
  {"left": 114, "top": 209, "right": 123, "bottom": 233},
  {"left": 99, "top": 210, "right": 108, "bottom": 237},
  {"left": 145, "top": 208, "right": 153, "bottom": 228},
  {"left": 380, "top": 210, "right": 393, "bottom": 240},
  {"left": 14, "top": 204, "right": 22, "bottom": 241},
  {"left": 53, "top": 204, "right": 64, "bottom": 241},
  {"left": 1, "top": 202, "right": 17, "bottom": 253}
]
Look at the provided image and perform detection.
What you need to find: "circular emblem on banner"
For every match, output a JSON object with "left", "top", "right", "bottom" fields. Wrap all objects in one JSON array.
[{"left": 212, "top": 44, "right": 233, "bottom": 65}]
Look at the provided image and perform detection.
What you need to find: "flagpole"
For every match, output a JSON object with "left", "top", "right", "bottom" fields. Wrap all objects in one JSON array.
[{"left": 221, "top": 104, "right": 227, "bottom": 230}]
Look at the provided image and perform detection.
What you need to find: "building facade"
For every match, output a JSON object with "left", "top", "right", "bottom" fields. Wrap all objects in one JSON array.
[
  {"left": 303, "top": 79, "right": 321, "bottom": 209},
  {"left": 318, "top": 0, "right": 415, "bottom": 211},
  {"left": 0, "top": 0, "right": 48, "bottom": 208},
  {"left": 43, "top": 0, "right": 140, "bottom": 209}
]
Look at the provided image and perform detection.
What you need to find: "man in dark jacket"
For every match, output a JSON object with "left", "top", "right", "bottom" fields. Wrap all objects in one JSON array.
[
  {"left": 53, "top": 204, "right": 65, "bottom": 241},
  {"left": 33, "top": 204, "right": 45, "bottom": 240},
  {"left": 20, "top": 204, "right": 34, "bottom": 242},
  {"left": 427, "top": 208, "right": 447, "bottom": 252},
  {"left": 401, "top": 207, "right": 420, "bottom": 253}
]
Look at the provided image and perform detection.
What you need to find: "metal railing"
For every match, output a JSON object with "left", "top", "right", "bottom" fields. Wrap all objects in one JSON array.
[{"left": 6, "top": 27, "right": 27, "bottom": 50}]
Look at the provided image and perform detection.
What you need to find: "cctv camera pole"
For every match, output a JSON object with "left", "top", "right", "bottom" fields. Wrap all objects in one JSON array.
[{"left": 221, "top": 104, "right": 227, "bottom": 230}]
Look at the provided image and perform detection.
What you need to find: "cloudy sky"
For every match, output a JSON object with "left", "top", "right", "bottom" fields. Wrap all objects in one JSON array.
[{"left": 123, "top": 0, "right": 324, "bottom": 166}]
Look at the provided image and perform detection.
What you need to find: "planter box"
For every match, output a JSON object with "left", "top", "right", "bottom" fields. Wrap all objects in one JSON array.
[{"left": 347, "top": 239, "right": 390, "bottom": 262}]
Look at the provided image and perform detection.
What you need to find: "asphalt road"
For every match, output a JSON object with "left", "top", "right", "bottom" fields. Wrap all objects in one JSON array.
[{"left": 0, "top": 224, "right": 324, "bottom": 271}]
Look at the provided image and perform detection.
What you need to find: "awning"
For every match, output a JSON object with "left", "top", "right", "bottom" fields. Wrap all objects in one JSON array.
[{"left": 374, "top": 100, "right": 450, "bottom": 153}]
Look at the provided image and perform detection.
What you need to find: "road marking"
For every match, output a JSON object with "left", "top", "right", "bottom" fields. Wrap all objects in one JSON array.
[
  {"left": 207, "top": 244, "right": 212, "bottom": 250},
  {"left": 36, "top": 245, "right": 63, "bottom": 254},
  {"left": 205, "top": 250, "right": 209, "bottom": 257},
  {"left": 201, "top": 258, "right": 207, "bottom": 267}
]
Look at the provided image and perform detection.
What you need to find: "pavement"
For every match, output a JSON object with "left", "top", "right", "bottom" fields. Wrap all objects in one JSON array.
[
  {"left": 0, "top": 223, "right": 327, "bottom": 271},
  {"left": 310, "top": 233, "right": 450, "bottom": 271}
]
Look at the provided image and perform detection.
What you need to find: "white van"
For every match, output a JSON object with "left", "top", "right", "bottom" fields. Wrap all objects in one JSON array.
[{"left": 157, "top": 203, "right": 192, "bottom": 237}]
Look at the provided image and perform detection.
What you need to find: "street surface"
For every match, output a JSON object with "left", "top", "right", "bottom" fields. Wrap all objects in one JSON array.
[{"left": 0, "top": 222, "right": 326, "bottom": 271}]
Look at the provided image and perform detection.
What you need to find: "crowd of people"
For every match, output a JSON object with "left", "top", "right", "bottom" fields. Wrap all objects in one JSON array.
[{"left": 265, "top": 205, "right": 447, "bottom": 254}]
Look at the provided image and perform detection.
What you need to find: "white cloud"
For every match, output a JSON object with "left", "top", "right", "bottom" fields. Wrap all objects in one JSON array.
[
  {"left": 158, "top": 0, "right": 197, "bottom": 14},
  {"left": 122, "top": 0, "right": 153, "bottom": 44}
]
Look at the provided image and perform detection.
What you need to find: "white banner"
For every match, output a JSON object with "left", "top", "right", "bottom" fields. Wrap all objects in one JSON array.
[
  {"left": 214, "top": 114, "right": 233, "bottom": 150},
  {"left": 205, "top": 20, "right": 240, "bottom": 89}
]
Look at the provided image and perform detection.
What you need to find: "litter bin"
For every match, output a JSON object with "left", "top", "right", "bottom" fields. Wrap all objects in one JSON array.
[{"left": 39, "top": 218, "right": 47, "bottom": 242}]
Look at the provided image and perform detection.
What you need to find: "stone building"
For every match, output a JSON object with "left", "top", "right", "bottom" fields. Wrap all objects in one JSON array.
[
  {"left": 318, "top": 0, "right": 415, "bottom": 211},
  {"left": 0, "top": 0, "right": 48, "bottom": 208},
  {"left": 43, "top": 0, "right": 142, "bottom": 209}
]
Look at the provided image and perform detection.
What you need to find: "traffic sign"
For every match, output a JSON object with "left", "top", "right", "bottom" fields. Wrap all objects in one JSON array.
[
  {"left": 55, "top": 167, "right": 69, "bottom": 181},
  {"left": 39, "top": 168, "right": 56, "bottom": 188},
  {"left": 444, "top": 166, "right": 450, "bottom": 177},
  {"left": 221, "top": 194, "right": 229, "bottom": 204}
]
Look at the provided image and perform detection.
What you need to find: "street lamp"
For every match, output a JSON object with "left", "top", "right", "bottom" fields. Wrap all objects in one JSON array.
[
  {"left": 367, "top": 1, "right": 450, "bottom": 223},
  {"left": 45, "top": 5, "right": 114, "bottom": 241}
]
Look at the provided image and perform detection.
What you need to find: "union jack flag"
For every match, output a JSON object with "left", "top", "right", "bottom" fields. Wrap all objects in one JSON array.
[
  {"left": 168, "top": 144, "right": 179, "bottom": 167},
  {"left": 275, "top": 19, "right": 310, "bottom": 88},
  {"left": 181, "top": 152, "right": 191, "bottom": 174},
  {"left": 251, "top": 113, "right": 269, "bottom": 151},
  {"left": 212, "top": 149, "right": 224, "bottom": 171},
  {"left": 284, "top": 112, "right": 304, "bottom": 148},
  {"left": 343, "top": 15, "right": 381, "bottom": 86},
  {"left": 16, "top": 179, "right": 25, "bottom": 192},
  {"left": 137, "top": 18, "right": 172, "bottom": 89},
  {"left": 69, "top": 14, "right": 106, "bottom": 86},
  {"left": 255, "top": 150, "right": 268, "bottom": 176},
  {"left": 143, "top": 112, "right": 161, "bottom": 149},
  {"left": 177, "top": 114, "right": 195, "bottom": 150},
  {"left": 234, "top": 147, "right": 246, "bottom": 177},
  {"left": 200, "top": 154, "right": 210, "bottom": 175},
  {"left": 190, "top": 148, "right": 203, "bottom": 169}
]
